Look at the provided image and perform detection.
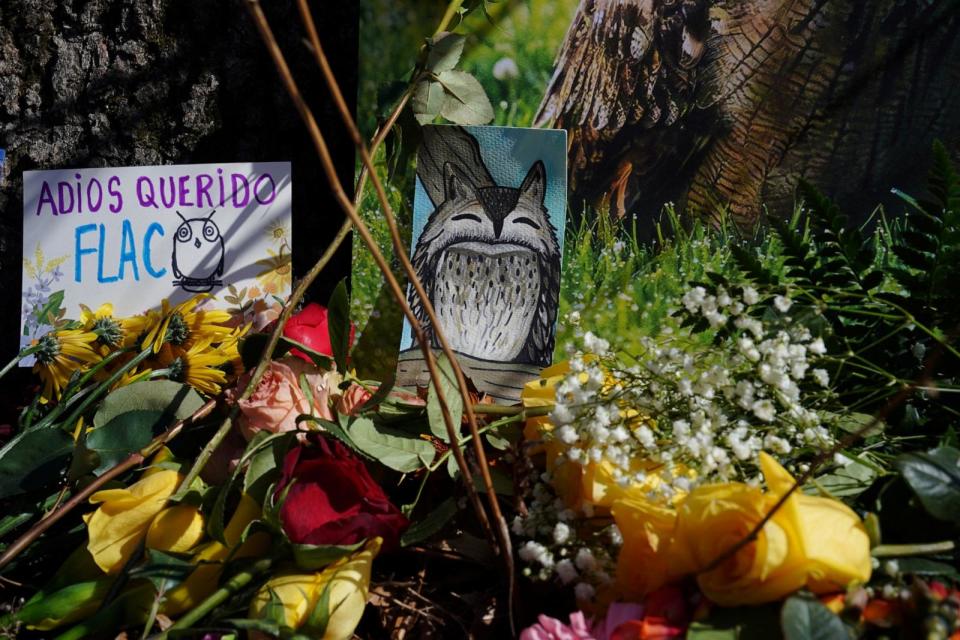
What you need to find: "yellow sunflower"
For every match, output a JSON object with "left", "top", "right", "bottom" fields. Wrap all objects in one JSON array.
[
  {"left": 32, "top": 329, "right": 101, "bottom": 402},
  {"left": 79, "top": 303, "right": 149, "bottom": 352},
  {"left": 142, "top": 295, "right": 233, "bottom": 354},
  {"left": 164, "top": 339, "right": 232, "bottom": 396}
]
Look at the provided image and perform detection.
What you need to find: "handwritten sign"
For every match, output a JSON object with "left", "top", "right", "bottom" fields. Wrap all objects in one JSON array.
[{"left": 21, "top": 162, "right": 292, "bottom": 361}]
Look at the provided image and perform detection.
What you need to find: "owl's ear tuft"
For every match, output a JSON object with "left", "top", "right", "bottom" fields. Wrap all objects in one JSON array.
[
  {"left": 443, "top": 162, "right": 476, "bottom": 202},
  {"left": 519, "top": 161, "right": 546, "bottom": 206}
]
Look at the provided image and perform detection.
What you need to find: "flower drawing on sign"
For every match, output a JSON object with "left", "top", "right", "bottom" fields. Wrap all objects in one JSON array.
[
  {"left": 21, "top": 244, "right": 69, "bottom": 352},
  {"left": 265, "top": 220, "right": 289, "bottom": 246},
  {"left": 255, "top": 243, "right": 292, "bottom": 295}
]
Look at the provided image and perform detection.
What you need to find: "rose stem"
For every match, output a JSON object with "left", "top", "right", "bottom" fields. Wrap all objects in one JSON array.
[
  {"left": 871, "top": 541, "right": 956, "bottom": 557},
  {"left": 165, "top": 557, "right": 274, "bottom": 633},
  {"left": 0, "top": 399, "right": 217, "bottom": 573},
  {"left": 293, "top": 0, "right": 514, "bottom": 578},
  {"left": 245, "top": 0, "right": 497, "bottom": 555}
]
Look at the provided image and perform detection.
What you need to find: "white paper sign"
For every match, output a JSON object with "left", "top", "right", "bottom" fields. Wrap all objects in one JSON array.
[{"left": 21, "top": 162, "right": 292, "bottom": 361}]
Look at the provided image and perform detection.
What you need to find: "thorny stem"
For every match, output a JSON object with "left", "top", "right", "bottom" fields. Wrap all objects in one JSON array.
[
  {"left": 294, "top": 4, "right": 517, "bottom": 618},
  {"left": 247, "top": 0, "right": 496, "bottom": 549},
  {"left": 0, "top": 399, "right": 217, "bottom": 573}
]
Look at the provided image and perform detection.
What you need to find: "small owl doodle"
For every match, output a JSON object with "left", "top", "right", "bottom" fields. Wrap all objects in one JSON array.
[
  {"left": 172, "top": 209, "right": 225, "bottom": 293},
  {"left": 409, "top": 126, "right": 561, "bottom": 366}
]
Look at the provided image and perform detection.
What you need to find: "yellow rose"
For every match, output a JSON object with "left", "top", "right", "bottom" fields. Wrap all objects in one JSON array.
[
  {"left": 250, "top": 538, "right": 381, "bottom": 639},
  {"left": 611, "top": 494, "right": 682, "bottom": 600},
  {"left": 85, "top": 469, "right": 186, "bottom": 573},
  {"left": 521, "top": 361, "right": 570, "bottom": 443},
  {"left": 667, "top": 452, "right": 871, "bottom": 606},
  {"left": 162, "top": 493, "right": 271, "bottom": 615}
]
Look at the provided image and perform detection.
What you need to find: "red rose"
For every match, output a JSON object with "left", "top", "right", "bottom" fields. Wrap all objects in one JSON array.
[
  {"left": 283, "top": 303, "right": 355, "bottom": 364},
  {"left": 276, "top": 438, "right": 408, "bottom": 550}
]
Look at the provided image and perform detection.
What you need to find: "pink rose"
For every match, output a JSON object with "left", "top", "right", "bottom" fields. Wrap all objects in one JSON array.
[
  {"left": 336, "top": 384, "right": 375, "bottom": 416},
  {"left": 520, "top": 612, "right": 595, "bottom": 640},
  {"left": 229, "top": 357, "right": 337, "bottom": 441}
]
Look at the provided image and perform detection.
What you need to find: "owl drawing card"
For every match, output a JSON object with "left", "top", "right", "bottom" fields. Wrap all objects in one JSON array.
[{"left": 397, "top": 126, "right": 567, "bottom": 403}]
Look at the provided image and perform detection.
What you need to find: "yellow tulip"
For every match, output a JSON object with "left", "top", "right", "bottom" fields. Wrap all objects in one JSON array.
[
  {"left": 250, "top": 538, "right": 381, "bottom": 639},
  {"left": 84, "top": 469, "right": 182, "bottom": 573},
  {"left": 665, "top": 452, "right": 870, "bottom": 606}
]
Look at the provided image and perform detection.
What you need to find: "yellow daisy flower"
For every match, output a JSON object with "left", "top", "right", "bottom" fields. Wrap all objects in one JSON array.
[
  {"left": 79, "top": 303, "right": 150, "bottom": 351},
  {"left": 163, "top": 339, "right": 232, "bottom": 396},
  {"left": 142, "top": 295, "right": 232, "bottom": 354},
  {"left": 32, "top": 329, "right": 101, "bottom": 402}
]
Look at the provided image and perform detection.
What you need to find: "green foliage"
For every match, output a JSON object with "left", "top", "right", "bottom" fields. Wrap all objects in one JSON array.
[
  {"left": 780, "top": 594, "right": 850, "bottom": 640},
  {"left": 401, "top": 497, "right": 457, "bottom": 547},
  {"left": 347, "top": 416, "right": 435, "bottom": 472},
  {"left": 687, "top": 604, "right": 782, "bottom": 640},
  {"left": 426, "top": 353, "right": 463, "bottom": 442},
  {"left": 894, "top": 446, "right": 960, "bottom": 524},
  {"left": 0, "top": 426, "right": 73, "bottom": 500},
  {"left": 724, "top": 145, "right": 960, "bottom": 439}
]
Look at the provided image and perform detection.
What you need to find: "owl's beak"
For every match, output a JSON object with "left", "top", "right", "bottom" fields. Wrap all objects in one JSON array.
[{"left": 194, "top": 239, "right": 202, "bottom": 248}]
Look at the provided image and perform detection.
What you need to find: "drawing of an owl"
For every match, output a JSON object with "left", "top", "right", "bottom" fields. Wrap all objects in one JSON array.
[
  {"left": 409, "top": 127, "right": 561, "bottom": 366},
  {"left": 172, "top": 210, "right": 225, "bottom": 293}
]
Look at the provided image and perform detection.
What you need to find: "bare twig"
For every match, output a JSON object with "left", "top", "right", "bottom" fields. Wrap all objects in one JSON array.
[
  {"left": 295, "top": 0, "right": 512, "bottom": 562},
  {"left": 246, "top": 0, "right": 494, "bottom": 549},
  {"left": 0, "top": 399, "right": 217, "bottom": 573}
]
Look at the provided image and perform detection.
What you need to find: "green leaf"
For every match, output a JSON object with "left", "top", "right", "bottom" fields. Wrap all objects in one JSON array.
[
  {"left": 0, "top": 426, "right": 73, "bottom": 499},
  {"left": 83, "top": 411, "right": 156, "bottom": 475},
  {"left": 14, "top": 578, "right": 113, "bottom": 629},
  {"left": 297, "top": 415, "right": 371, "bottom": 460},
  {"left": 893, "top": 557, "right": 960, "bottom": 579},
  {"left": 401, "top": 497, "right": 457, "bottom": 547},
  {"left": 810, "top": 458, "right": 876, "bottom": 498},
  {"left": 687, "top": 605, "right": 782, "bottom": 640},
  {"left": 412, "top": 79, "right": 446, "bottom": 125},
  {"left": 348, "top": 417, "right": 435, "bottom": 472},
  {"left": 127, "top": 549, "right": 194, "bottom": 592},
  {"left": 243, "top": 436, "right": 290, "bottom": 503},
  {"left": 426, "top": 353, "right": 463, "bottom": 442},
  {"left": 436, "top": 70, "right": 494, "bottom": 125},
  {"left": 894, "top": 447, "right": 960, "bottom": 523},
  {"left": 93, "top": 380, "right": 204, "bottom": 430},
  {"left": 292, "top": 540, "right": 364, "bottom": 570},
  {"left": 426, "top": 32, "right": 466, "bottom": 73},
  {"left": 781, "top": 594, "right": 850, "bottom": 640},
  {"left": 35, "top": 290, "right": 65, "bottom": 325},
  {"left": 828, "top": 411, "right": 884, "bottom": 437},
  {"left": 327, "top": 279, "right": 351, "bottom": 372}
]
